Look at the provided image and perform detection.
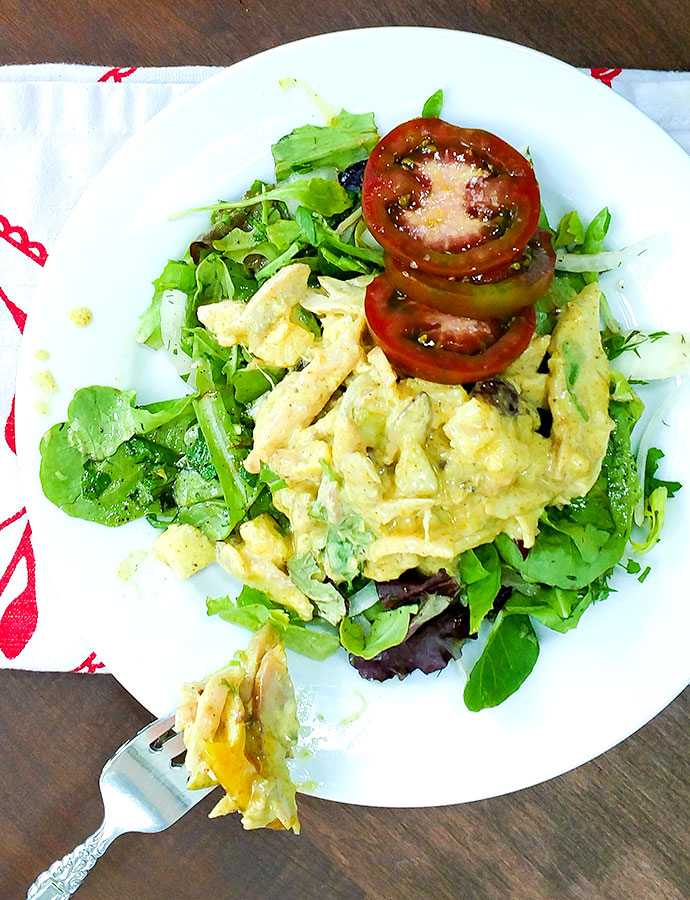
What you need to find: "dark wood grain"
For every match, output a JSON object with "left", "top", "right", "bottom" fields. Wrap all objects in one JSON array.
[
  {"left": 0, "top": 671, "right": 688, "bottom": 899},
  {"left": 1, "top": 0, "right": 690, "bottom": 69},
  {"left": 1, "top": 2, "right": 689, "bottom": 898}
]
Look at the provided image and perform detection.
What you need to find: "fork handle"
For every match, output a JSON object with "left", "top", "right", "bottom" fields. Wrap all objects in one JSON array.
[{"left": 26, "top": 820, "right": 119, "bottom": 899}]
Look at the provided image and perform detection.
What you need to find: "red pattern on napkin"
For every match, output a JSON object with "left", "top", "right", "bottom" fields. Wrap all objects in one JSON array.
[
  {"left": 590, "top": 68, "right": 623, "bottom": 87},
  {"left": 0, "top": 513, "right": 37, "bottom": 660},
  {"left": 1, "top": 285, "right": 27, "bottom": 334},
  {"left": 98, "top": 67, "right": 138, "bottom": 83},
  {"left": 71, "top": 652, "right": 106, "bottom": 673},
  {"left": 5, "top": 397, "right": 16, "bottom": 455},
  {"left": 0, "top": 215, "right": 47, "bottom": 267}
]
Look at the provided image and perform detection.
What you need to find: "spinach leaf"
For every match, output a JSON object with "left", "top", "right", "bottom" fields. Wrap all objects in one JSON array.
[{"left": 463, "top": 613, "right": 539, "bottom": 712}]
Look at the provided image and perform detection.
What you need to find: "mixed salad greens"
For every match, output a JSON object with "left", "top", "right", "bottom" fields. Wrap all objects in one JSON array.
[{"left": 39, "top": 89, "right": 682, "bottom": 712}]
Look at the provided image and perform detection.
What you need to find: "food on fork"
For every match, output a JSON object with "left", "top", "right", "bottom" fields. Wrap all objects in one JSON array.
[{"left": 176, "top": 624, "right": 300, "bottom": 832}]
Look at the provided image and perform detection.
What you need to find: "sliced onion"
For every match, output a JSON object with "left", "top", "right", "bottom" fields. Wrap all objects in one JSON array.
[
  {"left": 556, "top": 238, "right": 652, "bottom": 273},
  {"left": 160, "top": 289, "right": 193, "bottom": 375},
  {"left": 611, "top": 332, "right": 690, "bottom": 381}
]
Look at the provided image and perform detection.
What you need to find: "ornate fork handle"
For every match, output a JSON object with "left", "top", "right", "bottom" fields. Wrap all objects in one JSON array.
[{"left": 26, "top": 821, "right": 120, "bottom": 899}]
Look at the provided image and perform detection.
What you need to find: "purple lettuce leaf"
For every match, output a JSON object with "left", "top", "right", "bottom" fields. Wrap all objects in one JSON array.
[{"left": 376, "top": 568, "right": 459, "bottom": 609}]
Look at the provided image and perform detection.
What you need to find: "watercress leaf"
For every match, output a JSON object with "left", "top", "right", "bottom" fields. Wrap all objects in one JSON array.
[
  {"left": 463, "top": 613, "right": 540, "bottom": 712},
  {"left": 66, "top": 387, "right": 138, "bottom": 460}
]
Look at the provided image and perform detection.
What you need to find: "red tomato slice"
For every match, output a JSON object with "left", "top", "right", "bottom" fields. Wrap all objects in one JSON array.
[
  {"left": 385, "top": 229, "right": 555, "bottom": 319},
  {"left": 361, "top": 118, "right": 540, "bottom": 278},
  {"left": 364, "top": 273, "right": 536, "bottom": 385}
]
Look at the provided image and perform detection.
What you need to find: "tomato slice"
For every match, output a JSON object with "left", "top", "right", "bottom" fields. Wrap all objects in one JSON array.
[
  {"left": 361, "top": 118, "right": 540, "bottom": 278},
  {"left": 364, "top": 273, "right": 536, "bottom": 385},
  {"left": 385, "top": 229, "right": 555, "bottom": 319}
]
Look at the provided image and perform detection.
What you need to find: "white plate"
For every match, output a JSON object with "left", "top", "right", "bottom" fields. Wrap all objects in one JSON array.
[{"left": 15, "top": 28, "right": 690, "bottom": 807}]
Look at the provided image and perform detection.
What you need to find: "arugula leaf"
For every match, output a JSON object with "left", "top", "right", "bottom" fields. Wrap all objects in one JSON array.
[
  {"left": 644, "top": 448, "right": 682, "bottom": 498},
  {"left": 463, "top": 613, "right": 539, "bottom": 712},
  {"left": 291, "top": 304, "right": 322, "bottom": 337},
  {"left": 271, "top": 109, "right": 379, "bottom": 181},
  {"left": 179, "top": 178, "right": 352, "bottom": 219},
  {"left": 503, "top": 579, "right": 610, "bottom": 634},
  {"left": 421, "top": 89, "right": 444, "bottom": 117},
  {"left": 287, "top": 554, "right": 346, "bottom": 626},
  {"left": 562, "top": 339, "right": 589, "bottom": 421},
  {"left": 458, "top": 543, "right": 501, "bottom": 633}
]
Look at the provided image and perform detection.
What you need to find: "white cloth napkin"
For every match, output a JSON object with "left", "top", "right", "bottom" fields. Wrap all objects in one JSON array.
[{"left": 1, "top": 63, "right": 688, "bottom": 673}]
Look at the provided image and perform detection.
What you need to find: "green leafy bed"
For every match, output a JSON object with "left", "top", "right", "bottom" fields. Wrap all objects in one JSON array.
[{"left": 39, "top": 90, "right": 681, "bottom": 712}]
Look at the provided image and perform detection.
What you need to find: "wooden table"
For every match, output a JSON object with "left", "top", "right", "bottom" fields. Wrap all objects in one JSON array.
[{"left": 1, "top": 3, "right": 689, "bottom": 898}]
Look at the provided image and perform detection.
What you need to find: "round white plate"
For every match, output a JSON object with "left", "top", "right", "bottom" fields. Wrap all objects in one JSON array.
[{"left": 16, "top": 28, "right": 690, "bottom": 807}]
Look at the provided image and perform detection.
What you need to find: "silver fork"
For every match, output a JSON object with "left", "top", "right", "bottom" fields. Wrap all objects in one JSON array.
[{"left": 25, "top": 714, "right": 215, "bottom": 899}]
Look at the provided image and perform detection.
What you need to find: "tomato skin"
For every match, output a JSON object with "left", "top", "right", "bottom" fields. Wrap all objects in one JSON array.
[
  {"left": 364, "top": 273, "right": 537, "bottom": 385},
  {"left": 361, "top": 117, "right": 541, "bottom": 278},
  {"left": 385, "top": 229, "right": 555, "bottom": 319}
]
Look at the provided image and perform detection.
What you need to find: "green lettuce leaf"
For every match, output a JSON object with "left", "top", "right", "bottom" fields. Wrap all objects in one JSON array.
[
  {"left": 271, "top": 109, "right": 379, "bottom": 181},
  {"left": 339, "top": 605, "right": 416, "bottom": 660},
  {"left": 208, "top": 587, "right": 340, "bottom": 660}
]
